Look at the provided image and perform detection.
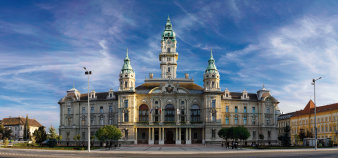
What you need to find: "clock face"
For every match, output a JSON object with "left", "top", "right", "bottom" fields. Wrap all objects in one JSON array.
[{"left": 166, "top": 39, "right": 171, "bottom": 44}]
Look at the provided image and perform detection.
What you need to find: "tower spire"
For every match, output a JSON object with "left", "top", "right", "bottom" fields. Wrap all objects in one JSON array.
[
  {"left": 121, "top": 48, "right": 133, "bottom": 73},
  {"left": 210, "top": 48, "right": 213, "bottom": 59},
  {"left": 205, "top": 49, "right": 217, "bottom": 73}
]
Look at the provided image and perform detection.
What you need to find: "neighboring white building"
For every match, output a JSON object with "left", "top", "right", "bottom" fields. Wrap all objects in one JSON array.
[
  {"left": 59, "top": 17, "right": 280, "bottom": 146},
  {"left": 2, "top": 116, "right": 42, "bottom": 140}
]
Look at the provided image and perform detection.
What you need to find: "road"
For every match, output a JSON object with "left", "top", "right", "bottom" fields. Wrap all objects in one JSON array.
[{"left": 0, "top": 148, "right": 337, "bottom": 158}]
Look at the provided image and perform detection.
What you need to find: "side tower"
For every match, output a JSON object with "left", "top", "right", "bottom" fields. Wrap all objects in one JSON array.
[
  {"left": 203, "top": 49, "right": 220, "bottom": 91},
  {"left": 119, "top": 49, "right": 135, "bottom": 91},
  {"left": 159, "top": 16, "right": 178, "bottom": 79}
]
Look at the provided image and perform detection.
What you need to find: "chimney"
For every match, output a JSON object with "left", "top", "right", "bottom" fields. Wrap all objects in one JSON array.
[{"left": 185, "top": 73, "right": 189, "bottom": 79}]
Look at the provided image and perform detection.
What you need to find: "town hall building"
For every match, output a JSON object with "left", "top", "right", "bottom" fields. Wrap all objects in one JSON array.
[{"left": 59, "top": 17, "right": 280, "bottom": 145}]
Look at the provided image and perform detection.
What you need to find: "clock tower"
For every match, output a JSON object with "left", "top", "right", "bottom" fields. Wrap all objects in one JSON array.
[{"left": 159, "top": 16, "right": 178, "bottom": 79}]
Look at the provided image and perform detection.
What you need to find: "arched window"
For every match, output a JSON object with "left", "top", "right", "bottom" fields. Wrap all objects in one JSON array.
[
  {"left": 139, "top": 104, "right": 149, "bottom": 122},
  {"left": 165, "top": 104, "right": 175, "bottom": 122},
  {"left": 191, "top": 104, "right": 200, "bottom": 122}
]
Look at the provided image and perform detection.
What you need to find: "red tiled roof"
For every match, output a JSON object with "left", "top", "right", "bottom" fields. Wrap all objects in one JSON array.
[
  {"left": 293, "top": 100, "right": 338, "bottom": 117},
  {"left": 2, "top": 117, "right": 42, "bottom": 127}
]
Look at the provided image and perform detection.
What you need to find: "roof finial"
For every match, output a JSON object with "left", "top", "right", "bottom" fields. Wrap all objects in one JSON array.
[
  {"left": 126, "top": 48, "right": 128, "bottom": 58},
  {"left": 210, "top": 48, "right": 213, "bottom": 59},
  {"left": 167, "top": 15, "right": 170, "bottom": 21}
]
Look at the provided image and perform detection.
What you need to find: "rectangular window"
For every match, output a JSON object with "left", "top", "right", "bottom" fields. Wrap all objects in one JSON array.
[
  {"left": 235, "top": 117, "right": 238, "bottom": 125},
  {"left": 244, "top": 117, "right": 247, "bottom": 125},
  {"left": 268, "top": 131, "right": 271, "bottom": 139},
  {"left": 125, "top": 130, "right": 128, "bottom": 139},
  {"left": 124, "top": 100, "right": 128, "bottom": 108},
  {"left": 212, "top": 129, "right": 216, "bottom": 139},
  {"left": 266, "top": 118, "right": 270, "bottom": 125},
  {"left": 235, "top": 106, "right": 238, "bottom": 113},
  {"left": 82, "top": 132, "right": 85, "bottom": 140},
  {"left": 109, "top": 106, "right": 113, "bottom": 113},
  {"left": 226, "top": 117, "right": 229, "bottom": 125},
  {"left": 266, "top": 107, "right": 270, "bottom": 113},
  {"left": 124, "top": 111, "right": 129, "bottom": 122},
  {"left": 91, "top": 106, "right": 94, "bottom": 113},
  {"left": 100, "top": 106, "right": 103, "bottom": 113},
  {"left": 90, "top": 118, "right": 94, "bottom": 125},
  {"left": 244, "top": 106, "right": 247, "bottom": 113},
  {"left": 212, "top": 100, "right": 216, "bottom": 108},
  {"left": 212, "top": 112, "right": 216, "bottom": 122},
  {"left": 100, "top": 117, "right": 104, "bottom": 125},
  {"left": 168, "top": 67, "right": 170, "bottom": 72},
  {"left": 252, "top": 107, "right": 256, "bottom": 113},
  {"left": 253, "top": 131, "right": 256, "bottom": 138},
  {"left": 167, "top": 48, "right": 170, "bottom": 53},
  {"left": 109, "top": 118, "right": 112, "bottom": 125},
  {"left": 252, "top": 117, "right": 256, "bottom": 125},
  {"left": 82, "top": 107, "right": 85, "bottom": 114},
  {"left": 226, "top": 106, "right": 229, "bottom": 112},
  {"left": 67, "top": 107, "right": 71, "bottom": 114}
]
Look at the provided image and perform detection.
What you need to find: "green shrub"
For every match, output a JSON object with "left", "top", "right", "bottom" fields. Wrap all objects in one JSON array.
[{"left": 47, "top": 139, "right": 57, "bottom": 147}]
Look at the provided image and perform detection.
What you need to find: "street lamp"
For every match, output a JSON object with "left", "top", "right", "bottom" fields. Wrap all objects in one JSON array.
[
  {"left": 84, "top": 67, "right": 92, "bottom": 152},
  {"left": 312, "top": 77, "right": 321, "bottom": 150}
]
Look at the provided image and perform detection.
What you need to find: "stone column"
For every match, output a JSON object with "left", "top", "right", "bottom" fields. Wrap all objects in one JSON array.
[
  {"left": 134, "top": 128, "right": 137, "bottom": 144},
  {"left": 159, "top": 127, "right": 164, "bottom": 144},
  {"left": 186, "top": 100, "right": 191, "bottom": 124},
  {"left": 160, "top": 99, "right": 164, "bottom": 125},
  {"left": 176, "top": 128, "right": 181, "bottom": 144},
  {"left": 150, "top": 99, "right": 153, "bottom": 125},
  {"left": 148, "top": 128, "right": 154, "bottom": 144},
  {"left": 202, "top": 128, "right": 205, "bottom": 144},
  {"left": 152, "top": 128, "right": 155, "bottom": 144},
  {"left": 186, "top": 128, "right": 191, "bottom": 144}
]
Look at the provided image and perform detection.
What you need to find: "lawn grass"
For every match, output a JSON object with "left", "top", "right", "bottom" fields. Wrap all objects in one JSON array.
[
  {"left": 3, "top": 143, "right": 101, "bottom": 150},
  {"left": 243, "top": 146, "right": 333, "bottom": 149}
]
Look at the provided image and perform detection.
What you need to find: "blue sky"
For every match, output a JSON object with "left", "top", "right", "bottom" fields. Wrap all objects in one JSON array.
[{"left": 1, "top": 0, "right": 338, "bottom": 131}]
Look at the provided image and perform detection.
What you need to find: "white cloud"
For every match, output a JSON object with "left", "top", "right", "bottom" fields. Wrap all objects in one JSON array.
[{"left": 219, "top": 15, "right": 338, "bottom": 113}]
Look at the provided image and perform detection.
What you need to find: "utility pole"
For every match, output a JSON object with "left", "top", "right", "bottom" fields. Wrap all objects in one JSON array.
[{"left": 84, "top": 67, "right": 92, "bottom": 152}]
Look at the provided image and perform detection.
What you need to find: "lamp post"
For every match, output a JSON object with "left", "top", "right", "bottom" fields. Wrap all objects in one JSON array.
[
  {"left": 312, "top": 77, "right": 321, "bottom": 150},
  {"left": 84, "top": 67, "right": 92, "bottom": 152}
]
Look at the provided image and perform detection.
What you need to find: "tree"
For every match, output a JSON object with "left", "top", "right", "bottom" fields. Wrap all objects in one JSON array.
[
  {"left": 95, "top": 125, "right": 122, "bottom": 149},
  {"left": 73, "top": 134, "right": 81, "bottom": 146},
  {"left": 278, "top": 125, "right": 291, "bottom": 147},
  {"left": 298, "top": 129, "right": 306, "bottom": 145},
  {"left": 259, "top": 134, "right": 264, "bottom": 146},
  {"left": 0, "top": 124, "right": 12, "bottom": 140},
  {"left": 33, "top": 126, "right": 47, "bottom": 145},
  {"left": 56, "top": 135, "right": 62, "bottom": 144},
  {"left": 218, "top": 128, "right": 230, "bottom": 147},
  {"left": 48, "top": 126, "right": 57, "bottom": 139},
  {"left": 237, "top": 126, "right": 250, "bottom": 145},
  {"left": 23, "top": 115, "right": 30, "bottom": 140}
]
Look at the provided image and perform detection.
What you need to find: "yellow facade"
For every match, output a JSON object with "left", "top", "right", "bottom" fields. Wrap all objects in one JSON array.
[{"left": 290, "top": 101, "right": 338, "bottom": 145}]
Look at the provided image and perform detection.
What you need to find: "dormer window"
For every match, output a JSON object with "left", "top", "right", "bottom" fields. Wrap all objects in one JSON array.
[
  {"left": 167, "top": 48, "right": 170, "bottom": 52},
  {"left": 241, "top": 90, "right": 249, "bottom": 100},
  {"left": 223, "top": 88, "right": 231, "bottom": 99},
  {"left": 90, "top": 91, "right": 96, "bottom": 99}
]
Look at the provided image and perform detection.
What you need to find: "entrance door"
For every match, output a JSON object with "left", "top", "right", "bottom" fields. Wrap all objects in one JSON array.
[
  {"left": 154, "top": 128, "right": 159, "bottom": 144},
  {"left": 181, "top": 128, "right": 186, "bottom": 144},
  {"left": 165, "top": 130, "right": 175, "bottom": 144}
]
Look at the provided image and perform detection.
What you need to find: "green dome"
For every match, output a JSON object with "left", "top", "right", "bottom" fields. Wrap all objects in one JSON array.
[
  {"left": 162, "top": 16, "right": 176, "bottom": 41},
  {"left": 121, "top": 48, "right": 134, "bottom": 74},
  {"left": 205, "top": 49, "right": 218, "bottom": 73}
]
